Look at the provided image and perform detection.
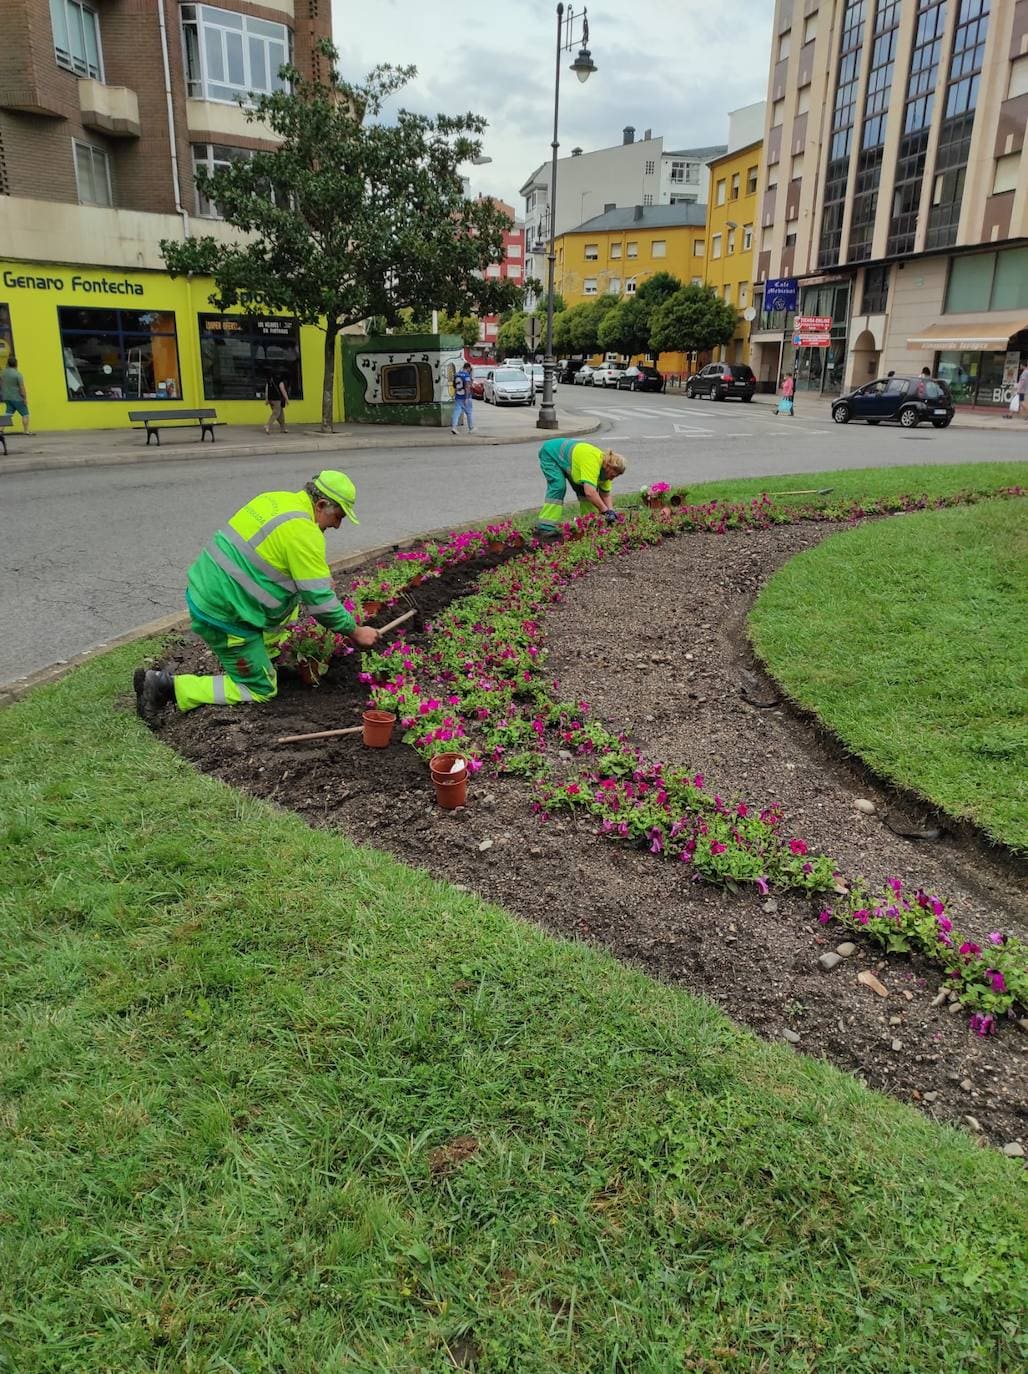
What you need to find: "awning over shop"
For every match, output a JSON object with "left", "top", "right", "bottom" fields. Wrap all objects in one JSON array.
[{"left": 907, "top": 320, "right": 1028, "bottom": 350}]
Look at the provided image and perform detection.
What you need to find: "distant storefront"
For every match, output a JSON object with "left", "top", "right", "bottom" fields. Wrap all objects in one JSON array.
[{"left": 0, "top": 260, "right": 328, "bottom": 431}]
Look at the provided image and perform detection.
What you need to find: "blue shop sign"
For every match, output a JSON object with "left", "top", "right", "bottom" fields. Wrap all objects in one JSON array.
[{"left": 765, "top": 277, "right": 798, "bottom": 311}]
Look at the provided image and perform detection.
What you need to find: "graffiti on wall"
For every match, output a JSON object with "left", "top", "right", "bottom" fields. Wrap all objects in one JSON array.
[{"left": 354, "top": 344, "right": 465, "bottom": 407}]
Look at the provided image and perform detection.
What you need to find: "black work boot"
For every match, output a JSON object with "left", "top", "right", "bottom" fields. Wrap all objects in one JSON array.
[{"left": 134, "top": 668, "right": 175, "bottom": 722}]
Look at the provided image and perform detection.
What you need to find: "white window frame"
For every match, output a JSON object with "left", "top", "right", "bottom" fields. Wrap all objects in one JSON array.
[
  {"left": 711, "top": 233, "right": 722, "bottom": 259},
  {"left": 727, "top": 228, "right": 737, "bottom": 255},
  {"left": 610, "top": 242, "right": 622, "bottom": 259},
  {"left": 645, "top": 159, "right": 656, "bottom": 174},
  {"left": 693, "top": 238, "right": 704, "bottom": 256},
  {"left": 670, "top": 159, "right": 687, "bottom": 183},
  {"left": 583, "top": 277, "right": 598, "bottom": 295},
  {"left": 716, "top": 179, "right": 727, "bottom": 206},
  {"left": 506, "top": 243, "right": 522, "bottom": 258},
  {"left": 50, "top": 0, "right": 103, "bottom": 80},
  {"left": 651, "top": 239, "right": 666, "bottom": 258},
  {"left": 73, "top": 138, "right": 113, "bottom": 207},
  {"left": 626, "top": 241, "right": 638, "bottom": 258},
  {"left": 181, "top": 4, "right": 292, "bottom": 105},
  {"left": 584, "top": 243, "right": 599, "bottom": 260},
  {"left": 625, "top": 278, "right": 637, "bottom": 295},
  {"left": 608, "top": 279, "right": 621, "bottom": 294},
  {"left": 743, "top": 224, "right": 753, "bottom": 251}
]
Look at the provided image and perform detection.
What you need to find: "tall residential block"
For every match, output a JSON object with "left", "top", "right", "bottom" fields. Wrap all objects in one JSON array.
[
  {"left": 750, "top": 0, "right": 1028, "bottom": 407},
  {"left": 0, "top": 0, "right": 333, "bottom": 430}
]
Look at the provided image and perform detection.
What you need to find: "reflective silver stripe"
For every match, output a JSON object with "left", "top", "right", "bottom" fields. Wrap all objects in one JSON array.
[
  {"left": 221, "top": 526, "right": 297, "bottom": 593},
  {"left": 235, "top": 681, "right": 255, "bottom": 702},
  {"left": 206, "top": 541, "right": 281, "bottom": 610},
  {"left": 212, "top": 677, "right": 227, "bottom": 705},
  {"left": 304, "top": 594, "right": 344, "bottom": 614},
  {"left": 295, "top": 575, "right": 334, "bottom": 592},
  {"left": 249, "top": 510, "right": 307, "bottom": 543}
]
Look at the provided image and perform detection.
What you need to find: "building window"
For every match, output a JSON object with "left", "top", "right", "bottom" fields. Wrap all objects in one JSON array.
[
  {"left": 862, "top": 263, "right": 890, "bottom": 312},
  {"left": 716, "top": 179, "right": 727, "bottom": 205},
  {"left": 727, "top": 228, "right": 737, "bottom": 255},
  {"left": 670, "top": 194, "right": 697, "bottom": 204},
  {"left": 779, "top": 30, "right": 792, "bottom": 61},
  {"left": 804, "top": 11, "right": 819, "bottom": 43},
  {"left": 738, "top": 281, "right": 748, "bottom": 306},
  {"left": 625, "top": 278, "right": 637, "bottom": 295},
  {"left": 610, "top": 242, "right": 622, "bottom": 259},
  {"left": 584, "top": 243, "right": 599, "bottom": 259},
  {"left": 627, "top": 241, "right": 638, "bottom": 258},
  {"left": 73, "top": 139, "right": 113, "bottom": 207},
  {"left": 583, "top": 278, "right": 598, "bottom": 295},
  {"left": 691, "top": 276, "right": 703, "bottom": 286},
  {"left": 192, "top": 143, "right": 250, "bottom": 217},
  {"left": 199, "top": 313, "right": 302, "bottom": 400},
  {"left": 643, "top": 193, "right": 654, "bottom": 205},
  {"left": 711, "top": 233, "right": 722, "bottom": 259},
  {"left": 926, "top": 0, "right": 991, "bottom": 251},
  {"left": 181, "top": 4, "right": 291, "bottom": 104},
  {"left": 50, "top": 0, "right": 103, "bottom": 79},
  {"left": 818, "top": 0, "right": 867, "bottom": 268},
  {"left": 507, "top": 243, "right": 522, "bottom": 258},
  {"left": 746, "top": 165, "right": 758, "bottom": 194},
  {"left": 785, "top": 231, "right": 798, "bottom": 247},
  {"left": 887, "top": 1, "right": 947, "bottom": 255},
  {"left": 608, "top": 279, "right": 621, "bottom": 294},
  {"left": 731, "top": 172, "right": 740, "bottom": 199},
  {"left": 669, "top": 159, "right": 698, "bottom": 184},
  {"left": 848, "top": 0, "right": 901, "bottom": 263},
  {"left": 645, "top": 159, "right": 656, "bottom": 174},
  {"left": 944, "top": 246, "right": 1028, "bottom": 312},
  {"left": 743, "top": 223, "right": 753, "bottom": 250},
  {"left": 60, "top": 307, "right": 181, "bottom": 401},
  {"left": 693, "top": 238, "right": 704, "bottom": 256},
  {"left": 651, "top": 239, "right": 666, "bottom": 257},
  {"left": 723, "top": 284, "right": 732, "bottom": 302}
]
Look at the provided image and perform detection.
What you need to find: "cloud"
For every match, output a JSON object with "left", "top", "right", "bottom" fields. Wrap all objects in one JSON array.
[{"left": 332, "top": 0, "right": 774, "bottom": 205}]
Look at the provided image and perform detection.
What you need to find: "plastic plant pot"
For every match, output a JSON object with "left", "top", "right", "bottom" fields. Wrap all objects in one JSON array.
[
  {"left": 429, "top": 752, "right": 467, "bottom": 782},
  {"left": 362, "top": 709, "right": 396, "bottom": 748},
  {"left": 432, "top": 772, "right": 468, "bottom": 809},
  {"left": 361, "top": 600, "right": 383, "bottom": 618}
]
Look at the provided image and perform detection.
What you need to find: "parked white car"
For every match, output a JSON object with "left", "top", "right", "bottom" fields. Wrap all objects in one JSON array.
[
  {"left": 483, "top": 367, "right": 533, "bottom": 405},
  {"left": 524, "top": 363, "right": 546, "bottom": 393},
  {"left": 591, "top": 365, "right": 627, "bottom": 388},
  {"left": 572, "top": 364, "right": 598, "bottom": 386}
]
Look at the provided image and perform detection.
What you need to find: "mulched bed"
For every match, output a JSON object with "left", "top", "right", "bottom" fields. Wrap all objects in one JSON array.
[{"left": 158, "top": 521, "right": 1028, "bottom": 1152}]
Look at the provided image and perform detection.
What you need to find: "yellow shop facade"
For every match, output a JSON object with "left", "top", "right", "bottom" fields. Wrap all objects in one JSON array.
[{"left": 0, "top": 257, "right": 330, "bottom": 432}]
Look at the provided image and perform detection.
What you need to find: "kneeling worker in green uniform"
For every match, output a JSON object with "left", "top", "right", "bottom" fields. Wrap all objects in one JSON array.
[
  {"left": 536, "top": 439, "right": 627, "bottom": 537},
  {"left": 135, "top": 470, "right": 379, "bottom": 720}
]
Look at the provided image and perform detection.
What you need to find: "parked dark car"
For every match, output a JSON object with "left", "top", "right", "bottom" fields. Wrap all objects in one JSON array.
[
  {"left": 559, "top": 360, "right": 586, "bottom": 384},
  {"left": 685, "top": 362, "right": 757, "bottom": 401},
  {"left": 616, "top": 365, "right": 666, "bottom": 392},
  {"left": 831, "top": 375, "right": 954, "bottom": 428}
]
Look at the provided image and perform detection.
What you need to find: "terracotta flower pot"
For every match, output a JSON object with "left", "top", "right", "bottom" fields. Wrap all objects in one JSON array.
[
  {"left": 297, "top": 661, "right": 320, "bottom": 686},
  {"left": 487, "top": 540, "right": 503, "bottom": 555},
  {"left": 430, "top": 752, "right": 467, "bottom": 782},
  {"left": 433, "top": 772, "right": 468, "bottom": 809},
  {"left": 409, "top": 573, "right": 425, "bottom": 588},
  {"left": 361, "top": 599, "right": 383, "bottom": 618},
  {"left": 362, "top": 709, "right": 395, "bottom": 748}
]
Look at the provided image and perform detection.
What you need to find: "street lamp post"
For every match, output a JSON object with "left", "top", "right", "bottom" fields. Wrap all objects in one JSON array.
[{"left": 537, "top": 3, "right": 596, "bottom": 430}]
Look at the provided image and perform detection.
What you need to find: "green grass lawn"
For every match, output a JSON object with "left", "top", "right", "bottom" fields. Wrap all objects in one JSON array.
[
  {"left": 750, "top": 498, "right": 1028, "bottom": 851},
  {"left": 1, "top": 464, "right": 1027, "bottom": 1371}
]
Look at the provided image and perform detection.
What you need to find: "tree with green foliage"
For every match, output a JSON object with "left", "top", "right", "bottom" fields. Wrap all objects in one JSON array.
[
  {"left": 161, "top": 53, "right": 520, "bottom": 429},
  {"left": 650, "top": 285, "right": 739, "bottom": 357},
  {"left": 634, "top": 271, "right": 683, "bottom": 315},
  {"left": 533, "top": 291, "right": 566, "bottom": 320},
  {"left": 568, "top": 295, "right": 618, "bottom": 355},
  {"left": 497, "top": 311, "right": 531, "bottom": 355},
  {"left": 597, "top": 296, "right": 651, "bottom": 357}
]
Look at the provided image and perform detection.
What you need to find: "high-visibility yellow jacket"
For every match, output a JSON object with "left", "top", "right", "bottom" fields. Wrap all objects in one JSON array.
[
  {"left": 186, "top": 488, "right": 356, "bottom": 637},
  {"left": 540, "top": 439, "right": 612, "bottom": 494}
]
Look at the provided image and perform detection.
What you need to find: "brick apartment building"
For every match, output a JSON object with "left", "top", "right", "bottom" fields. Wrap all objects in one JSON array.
[
  {"left": 0, "top": 1, "right": 332, "bottom": 430},
  {"left": 472, "top": 197, "right": 525, "bottom": 357},
  {"left": 750, "top": 0, "right": 1028, "bottom": 407}
]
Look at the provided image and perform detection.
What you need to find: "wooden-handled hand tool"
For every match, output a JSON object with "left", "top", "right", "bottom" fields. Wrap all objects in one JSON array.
[{"left": 274, "top": 724, "right": 364, "bottom": 745}]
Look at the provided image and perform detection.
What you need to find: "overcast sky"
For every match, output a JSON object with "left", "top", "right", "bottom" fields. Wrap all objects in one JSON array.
[{"left": 333, "top": 0, "right": 775, "bottom": 207}]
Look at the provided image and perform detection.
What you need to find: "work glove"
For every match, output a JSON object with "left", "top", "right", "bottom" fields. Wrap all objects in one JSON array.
[{"left": 603, "top": 509, "right": 618, "bottom": 525}]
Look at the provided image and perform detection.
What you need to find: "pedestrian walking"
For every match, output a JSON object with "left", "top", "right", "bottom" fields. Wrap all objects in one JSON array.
[
  {"left": 535, "top": 439, "right": 626, "bottom": 538},
  {"left": 451, "top": 361, "right": 474, "bottom": 434},
  {"left": 1011, "top": 364, "right": 1028, "bottom": 419},
  {"left": 134, "top": 470, "right": 379, "bottom": 721},
  {"left": 264, "top": 369, "right": 290, "bottom": 434},
  {"left": 1, "top": 354, "right": 32, "bottom": 433},
  {"left": 777, "top": 370, "right": 795, "bottom": 417}
]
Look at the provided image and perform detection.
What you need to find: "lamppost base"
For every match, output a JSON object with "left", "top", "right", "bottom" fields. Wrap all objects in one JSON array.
[{"left": 536, "top": 408, "right": 559, "bottom": 429}]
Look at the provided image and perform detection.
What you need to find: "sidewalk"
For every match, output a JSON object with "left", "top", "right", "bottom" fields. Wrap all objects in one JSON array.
[
  {"left": 736, "top": 390, "right": 1023, "bottom": 431},
  {"left": 0, "top": 405, "right": 602, "bottom": 476}
]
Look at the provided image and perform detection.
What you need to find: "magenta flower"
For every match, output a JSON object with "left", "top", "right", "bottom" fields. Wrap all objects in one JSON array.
[
  {"left": 648, "top": 828, "right": 663, "bottom": 854},
  {"left": 755, "top": 876, "right": 769, "bottom": 895},
  {"left": 936, "top": 915, "right": 953, "bottom": 934},
  {"left": 737, "top": 803, "right": 749, "bottom": 818},
  {"left": 710, "top": 841, "right": 727, "bottom": 856},
  {"left": 789, "top": 838, "right": 808, "bottom": 857},
  {"left": 969, "top": 1012, "right": 996, "bottom": 1036},
  {"left": 693, "top": 773, "right": 705, "bottom": 788},
  {"left": 987, "top": 969, "right": 1007, "bottom": 993},
  {"left": 987, "top": 931, "right": 1004, "bottom": 945},
  {"left": 818, "top": 909, "right": 832, "bottom": 924},
  {"left": 958, "top": 941, "right": 981, "bottom": 959},
  {"left": 929, "top": 897, "right": 945, "bottom": 917}
]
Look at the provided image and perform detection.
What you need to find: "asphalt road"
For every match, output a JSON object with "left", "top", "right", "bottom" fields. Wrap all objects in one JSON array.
[{"left": 5, "top": 386, "right": 1025, "bottom": 688}]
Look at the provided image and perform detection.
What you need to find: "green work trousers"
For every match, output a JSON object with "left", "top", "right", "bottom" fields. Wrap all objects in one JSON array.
[
  {"left": 537, "top": 447, "right": 593, "bottom": 533},
  {"left": 173, "top": 614, "right": 292, "bottom": 711}
]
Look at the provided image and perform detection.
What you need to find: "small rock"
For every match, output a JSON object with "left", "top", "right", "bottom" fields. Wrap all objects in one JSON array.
[
  {"left": 857, "top": 970, "right": 889, "bottom": 998},
  {"left": 948, "top": 1000, "right": 964, "bottom": 1015},
  {"left": 1018, "top": 1019, "right": 1028, "bottom": 1034},
  {"left": 819, "top": 953, "right": 842, "bottom": 971},
  {"left": 923, "top": 1091, "right": 938, "bottom": 1103},
  {"left": 836, "top": 942, "right": 856, "bottom": 957},
  {"left": 763, "top": 899, "right": 778, "bottom": 914},
  {"left": 960, "top": 1078, "right": 972, "bottom": 1093},
  {"left": 478, "top": 839, "right": 493, "bottom": 852},
  {"left": 853, "top": 798, "right": 876, "bottom": 814},
  {"left": 557, "top": 750, "right": 572, "bottom": 762},
  {"left": 902, "top": 990, "right": 914, "bottom": 1001},
  {"left": 931, "top": 990, "right": 949, "bottom": 1007},
  {"left": 529, "top": 845, "right": 542, "bottom": 856},
  {"left": 964, "top": 1116, "right": 982, "bottom": 1134},
  {"left": 891, "top": 1039, "right": 903, "bottom": 1051},
  {"left": 889, "top": 1016, "right": 903, "bottom": 1026},
  {"left": 1002, "top": 1142, "right": 1025, "bottom": 1158},
  {"left": 684, "top": 653, "right": 694, "bottom": 661},
  {"left": 783, "top": 1029, "right": 801, "bottom": 1044}
]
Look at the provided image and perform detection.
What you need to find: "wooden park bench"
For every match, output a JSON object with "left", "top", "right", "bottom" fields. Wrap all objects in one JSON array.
[
  {"left": 128, "top": 408, "right": 223, "bottom": 446},
  {"left": 0, "top": 413, "right": 11, "bottom": 454}
]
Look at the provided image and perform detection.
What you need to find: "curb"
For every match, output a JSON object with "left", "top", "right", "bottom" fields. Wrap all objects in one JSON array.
[
  {"left": 0, "top": 419, "right": 603, "bottom": 477},
  {"left": 0, "top": 505, "right": 542, "bottom": 708}
]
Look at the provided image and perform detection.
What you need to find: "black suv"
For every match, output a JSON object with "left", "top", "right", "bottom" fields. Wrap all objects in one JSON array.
[
  {"left": 832, "top": 376, "right": 955, "bottom": 429},
  {"left": 685, "top": 362, "right": 757, "bottom": 402},
  {"left": 616, "top": 365, "right": 666, "bottom": 392}
]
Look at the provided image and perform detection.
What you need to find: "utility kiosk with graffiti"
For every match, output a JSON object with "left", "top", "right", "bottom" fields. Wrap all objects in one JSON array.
[{"left": 340, "top": 333, "right": 465, "bottom": 426}]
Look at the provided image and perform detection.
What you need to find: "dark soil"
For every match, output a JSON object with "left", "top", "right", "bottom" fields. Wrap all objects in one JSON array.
[{"left": 158, "top": 522, "right": 1028, "bottom": 1152}]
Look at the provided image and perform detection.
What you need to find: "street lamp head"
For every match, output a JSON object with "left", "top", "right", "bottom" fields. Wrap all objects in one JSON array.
[
  {"left": 570, "top": 45, "right": 596, "bottom": 82},
  {"left": 471, "top": 155, "right": 493, "bottom": 165}
]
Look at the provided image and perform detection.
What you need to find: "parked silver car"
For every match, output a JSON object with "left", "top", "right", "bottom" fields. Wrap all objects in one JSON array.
[{"left": 483, "top": 367, "right": 534, "bottom": 405}]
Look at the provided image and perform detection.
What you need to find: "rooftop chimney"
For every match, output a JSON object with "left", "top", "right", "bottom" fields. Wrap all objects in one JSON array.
[
  {"left": 604, "top": 201, "right": 615, "bottom": 212},
  {"left": 623, "top": 125, "right": 635, "bottom": 145},
  {"left": 633, "top": 204, "right": 644, "bottom": 220},
  {"left": 643, "top": 128, "right": 652, "bottom": 140},
  {"left": 571, "top": 146, "right": 583, "bottom": 156}
]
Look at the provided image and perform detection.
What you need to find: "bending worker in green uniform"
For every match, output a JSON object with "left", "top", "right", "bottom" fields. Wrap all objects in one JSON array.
[
  {"left": 134, "top": 470, "right": 379, "bottom": 720},
  {"left": 535, "top": 439, "right": 627, "bottom": 538}
]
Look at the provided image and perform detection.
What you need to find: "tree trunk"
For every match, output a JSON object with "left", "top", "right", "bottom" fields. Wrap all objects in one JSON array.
[{"left": 321, "top": 319, "right": 339, "bottom": 433}]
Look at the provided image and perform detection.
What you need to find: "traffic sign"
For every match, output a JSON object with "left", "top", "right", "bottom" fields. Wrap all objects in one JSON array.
[{"left": 765, "top": 277, "right": 797, "bottom": 311}]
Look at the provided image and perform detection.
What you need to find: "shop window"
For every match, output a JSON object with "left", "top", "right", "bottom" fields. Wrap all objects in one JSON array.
[
  {"left": 181, "top": 4, "right": 291, "bottom": 104},
  {"left": 59, "top": 307, "right": 181, "bottom": 401},
  {"left": 74, "top": 140, "right": 113, "bottom": 207},
  {"left": 0, "top": 303, "right": 15, "bottom": 372},
  {"left": 862, "top": 263, "right": 889, "bottom": 313},
  {"left": 380, "top": 363, "right": 432, "bottom": 403},
  {"left": 199, "top": 313, "right": 302, "bottom": 400},
  {"left": 991, "top": 247, "right": 1028, "bottom": 310},
  {"left": 50, "top": 0, "right": 103, "bottom": 79}
]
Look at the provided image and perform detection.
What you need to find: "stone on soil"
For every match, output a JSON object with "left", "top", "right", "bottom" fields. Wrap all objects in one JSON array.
[
  {"left": 818, "top": 952, "right": 842, "bottom": 971},
  {"left": 836, "top": 942, "right": 856, "bottom": 957}
]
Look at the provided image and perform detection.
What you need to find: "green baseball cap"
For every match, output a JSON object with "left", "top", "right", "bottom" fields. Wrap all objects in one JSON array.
[{"left": 313, "top": 469, "right": 359, "bottom": 524}]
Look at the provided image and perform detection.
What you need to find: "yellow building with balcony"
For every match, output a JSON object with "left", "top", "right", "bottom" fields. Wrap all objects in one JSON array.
[
  {"left": 702, "top": 140, "right": 763, "bottom": 364},
  {"left": 555, "top": 203, "right": 708, "bottom": 309}
]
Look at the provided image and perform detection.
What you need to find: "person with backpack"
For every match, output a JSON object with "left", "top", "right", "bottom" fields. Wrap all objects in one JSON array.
[
  {"left": 264, "top": 370, "right": 290, "bottom": 434},
  {"left": 451, "top": 361, "right": 474, "bottom": 434}
]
